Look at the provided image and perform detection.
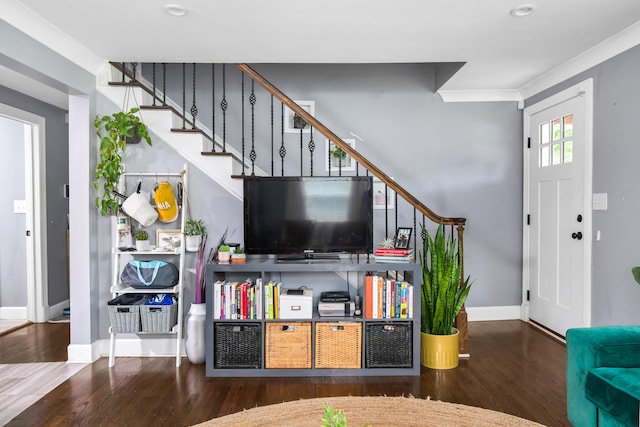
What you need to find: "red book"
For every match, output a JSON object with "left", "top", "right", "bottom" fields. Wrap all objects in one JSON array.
[
  {"left": 375, "top": 248, "right": 411, "bottom": 256},
  {"left": 365, "top": 275, "right": 373, "bottom": 319}
]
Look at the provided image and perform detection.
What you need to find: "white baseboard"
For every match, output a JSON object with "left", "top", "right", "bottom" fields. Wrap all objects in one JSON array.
[
  {"left": 466, "top": 305, "right": 521, "bottom": 322},
  {"left": 0, "top": 307, "right": 27, "bottom": 320},
  {"left": 49, "top": 299, "right": 70, "bottom": 319},
  {"left": 98, "top": 337, "right": 186, "bottom": 358},
  {"left": 64, "top": 307, "right": 519, "bottom": 361},
  {"left": 67, "top": 342, "right": 102, "bottom": 363}
]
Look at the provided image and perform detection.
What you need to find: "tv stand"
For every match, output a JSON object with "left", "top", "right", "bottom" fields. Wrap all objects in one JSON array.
[{"left": 205, "top": 259, "right": 421, "bottom": 377}]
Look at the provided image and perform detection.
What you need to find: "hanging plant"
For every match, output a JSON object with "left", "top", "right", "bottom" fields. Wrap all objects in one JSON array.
[{"left": 93, "top": 87, "right": 152, "bottom": 216}]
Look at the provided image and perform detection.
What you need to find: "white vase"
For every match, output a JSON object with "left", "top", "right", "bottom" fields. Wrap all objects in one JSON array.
[
  {"left": 185, "top": 303, "right": 206, "bottom": 364},
  {"left": 185, "top": 235, "right": 201, "bottom": 252},
  {"left": 135, "top": 240, "right": 149, "bottom": 251}
]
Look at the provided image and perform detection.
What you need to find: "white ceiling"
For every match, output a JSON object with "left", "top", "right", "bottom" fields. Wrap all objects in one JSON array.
[{"left": 4, "top": 0, "right": 640, "bottom": 109}]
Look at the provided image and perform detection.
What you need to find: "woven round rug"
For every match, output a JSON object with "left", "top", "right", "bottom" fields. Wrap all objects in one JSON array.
[{"left": 193, "top": 395, "right": 545, "bottom": 427}]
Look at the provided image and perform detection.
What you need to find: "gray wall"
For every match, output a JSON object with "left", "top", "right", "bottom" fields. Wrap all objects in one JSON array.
[
  {"left": 526, "top": 44, "right": 640, "bottom": 326},
  {"left": 0, "top": 115, "right": 27, "bottom": 306},
  {"left": 0, "top": 84, "right": 70, "bottom": 308},
  {"left": 1, "top": 19, "right": 98, "bottom": 351},
  {"left": 144, "top": 63, "right": 524, "bottom": 308}
]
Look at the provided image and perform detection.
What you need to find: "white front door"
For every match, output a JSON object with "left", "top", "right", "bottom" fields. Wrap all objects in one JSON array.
[{"left": 524, "top": 80, "right": 593, "bottom": 337}]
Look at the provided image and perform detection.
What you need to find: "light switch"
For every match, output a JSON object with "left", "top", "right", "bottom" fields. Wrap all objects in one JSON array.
[
  {"left": 13, "top": 200, "right": 27, "bottom": 214},
  {"left": 593, "top": 193, "right": 608, "bottom": 211}
]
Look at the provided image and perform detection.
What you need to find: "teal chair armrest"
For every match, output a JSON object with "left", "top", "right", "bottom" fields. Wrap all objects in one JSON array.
[{"left": 566, "top": 326, "right": 640, "bottom": 427}]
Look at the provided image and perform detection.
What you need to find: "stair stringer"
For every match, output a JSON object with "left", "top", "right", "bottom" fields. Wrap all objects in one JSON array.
[{"left": 97, "top": 84, "right": 244, "bottom": 201}]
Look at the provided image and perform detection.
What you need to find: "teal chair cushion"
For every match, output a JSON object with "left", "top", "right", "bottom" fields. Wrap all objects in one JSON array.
[
  {"left": 566, "top": 326, "right": 640, "bottom": 427},
  {"left": 586, "top": 367, "right": 640, "bottom": 427}
]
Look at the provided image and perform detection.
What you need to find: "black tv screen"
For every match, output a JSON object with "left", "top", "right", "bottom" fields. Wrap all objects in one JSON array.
[{"left": 243, "top": 176, "right": 373, "bottom": 256}]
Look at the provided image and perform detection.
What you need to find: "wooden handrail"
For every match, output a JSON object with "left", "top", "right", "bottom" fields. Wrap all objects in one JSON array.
[{"left": 236, "top": 63, "right": 466, "bottom": 227}]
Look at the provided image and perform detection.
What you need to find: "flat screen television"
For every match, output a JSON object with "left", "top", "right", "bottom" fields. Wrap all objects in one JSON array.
[{"left": 243, "top": 176, "right": 373, "bottom": 258}]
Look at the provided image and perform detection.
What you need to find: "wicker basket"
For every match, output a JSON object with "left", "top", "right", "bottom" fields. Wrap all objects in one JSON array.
[
  {"left": 140, "top": 303, "right": 178, "bottom": 333},
  {"left": 365, "top": 321, "right": 413, "bottom": 368},
  {"left": 315, "top": 322, "right": 362, "bottom": 369},
  {"left": 107, "top": 294, "right": 146, "bottom": 333},
  {"left": 265, "top": 322, "right": 312, "bottom": 368},
  {"left": 214, "top": 322, "right": 262, "bottom": 369}
]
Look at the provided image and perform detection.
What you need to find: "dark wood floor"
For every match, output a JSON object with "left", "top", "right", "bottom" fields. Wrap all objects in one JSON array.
[{"left": 2, "top": 320, "right": 569, "bottom": 426}]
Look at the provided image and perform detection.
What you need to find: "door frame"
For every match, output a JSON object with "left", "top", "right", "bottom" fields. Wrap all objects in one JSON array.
[
  {"left": 521, "top": 79, "right": 593, "bottom": 329},
  {"left": 0, "top": 103, "right": 48, "bottom": 322}
]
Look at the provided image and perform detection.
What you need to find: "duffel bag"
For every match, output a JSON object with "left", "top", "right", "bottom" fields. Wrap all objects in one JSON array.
[{"left": 121, "top": 260, "right": 179, "bottom": 289}]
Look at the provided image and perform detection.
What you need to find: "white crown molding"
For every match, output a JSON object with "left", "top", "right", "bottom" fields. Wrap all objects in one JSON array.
[
  {"left": 1, "top": 1, "right": 103, "bottom": 75},
  {"left": 520, "top": 21, "right": 640, "bottom": 100},
  {"left": 437, "top": 89, "right": 522, "bottom": 103}
]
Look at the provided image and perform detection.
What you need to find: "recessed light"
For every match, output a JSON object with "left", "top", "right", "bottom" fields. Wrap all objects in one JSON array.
[
  {"left": 511, "top": 4, "right": 536, "bottom": 17},
  {"left": 164, "top": 4, "right": 188, "bottom": 17}
]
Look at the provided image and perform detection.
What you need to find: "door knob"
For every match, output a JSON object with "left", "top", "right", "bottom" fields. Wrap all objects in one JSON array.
[
  {"left": 577, "top": 214, "right": 582, "bottom": 223},
  {"left": 572, "top": 232, "right": 583, "bottom": 240}
]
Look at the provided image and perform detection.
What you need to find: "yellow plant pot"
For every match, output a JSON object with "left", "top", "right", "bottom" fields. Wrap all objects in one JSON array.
[{"left": 421, "top": 328, "right": 459, "bottom": 369}]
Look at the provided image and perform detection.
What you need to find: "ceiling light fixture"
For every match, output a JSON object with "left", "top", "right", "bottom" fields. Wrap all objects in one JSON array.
[
  {"left": 510, "top": 4, "right": 536, "bottom": 17},
  {"left": 164, "top": 4, "right": 188, "bottom": 17}
]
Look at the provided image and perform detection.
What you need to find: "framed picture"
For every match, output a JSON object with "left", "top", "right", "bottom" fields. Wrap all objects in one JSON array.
[
  {"left": 156, "top": 229, "right": 182, "bottom": 251},
  {"left": 394, "top": 227, "right": 412, "bottom": 249},
  {"left": 326, "top": 138, "right": 356, "bottom": 172},
  {"left": 373, "top": 177, "right": 395, "bottom": 210},
  {"left": 284, "top": 100, "right": 315, "bottom": 133}
]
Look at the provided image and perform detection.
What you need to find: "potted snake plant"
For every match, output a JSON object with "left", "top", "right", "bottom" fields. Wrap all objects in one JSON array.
[{"left": 419, "top": 222, "right": 472, "bottom": 369}]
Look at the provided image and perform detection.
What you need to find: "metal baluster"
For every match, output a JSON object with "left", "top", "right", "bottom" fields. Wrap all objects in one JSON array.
[
  {"left": 131, "top": 63, "right": 138, "bottom": 82},
  {"left": 221, "top": 64, "right": 227, "bottom": 152},
  {"left": 249, "top": 80, "right": 257, "bottom": 176},
  {"left": 413, "top": 208, "right": 417, "bottom": 258},
  {"left": 299, "top": 127, "right": 304, "bottom": 176},
  {"left": 327, "top": 140, "right": 332, "bottom": 177},
  {"left": 308, "top": 126, "right": 315, "bottom": 176},
  {"left": 211, "top": 64, "right": 215, "bottom": 153},
  {"left": 270, "top": 95, "right": 274, "bottom": 176},
  {"left": 280, "top": 103, "right": 286, "bottom": 176},
  {"left": 121, "top": 62, "right": 126, "bottom": 83},
  {"left": 191, "top": 63, "right": 198, "bottom": 129},
  {"left": 152, "top": 64, "right": 157, "bottom": 106},
  {"left": 181, "top": 63, "right": 186, "bottom": 129},
  {"left": 162, "top": 63, "right": 167, "bottom": 106},
  {"left": 241, "top": 73, "right": 246, "bottom": 175},
  {"left": 384, "top": 184, "right": 389, "bottom": 238}
]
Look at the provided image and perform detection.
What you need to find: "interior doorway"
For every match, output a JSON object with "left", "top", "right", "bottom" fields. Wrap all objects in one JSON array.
[{"left": 0, "top": 104, "right": 48, "bottom": 323}]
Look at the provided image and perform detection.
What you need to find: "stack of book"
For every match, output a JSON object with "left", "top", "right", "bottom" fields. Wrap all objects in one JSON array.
[
  {"left": 363, "top": 275, "right": 413, "bottom": 319},
  {"left": 212, "top": 278, "right": 263, "bottom": 319},
  {"left": 374, "top": 247, "right": 414, "bottom": 263}
]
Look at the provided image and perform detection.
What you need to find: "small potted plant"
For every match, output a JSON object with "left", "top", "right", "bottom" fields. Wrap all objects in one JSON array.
[
  {"left": 231, "top": 247, "right": 247, "bottom": 264},
  {"left": 134, "top": 229, "right": 150, "bottom": 251},
  {"left": 217, "top": 244, "right": 231, "bottom": 264},
  {"left": 184, "top": 219, "right": 206, "bottom": 252},
  {"left": 94, "top": 107, "right": 152, "bottom": 216}
]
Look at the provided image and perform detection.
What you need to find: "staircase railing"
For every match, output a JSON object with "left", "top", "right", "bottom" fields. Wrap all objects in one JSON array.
[{"left": 106, "top": 61, "right": 469, "bottom": 354}]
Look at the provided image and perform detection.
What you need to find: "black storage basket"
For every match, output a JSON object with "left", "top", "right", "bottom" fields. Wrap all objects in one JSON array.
[
  {"left": 365, "top": 321, "right": 413, "bottom": 368},
  {"left": 214, "top": 323, "right": 262, "bottom": 369}
]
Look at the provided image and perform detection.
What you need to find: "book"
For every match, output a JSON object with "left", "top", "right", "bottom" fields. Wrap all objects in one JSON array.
[
  {"left": 374, "top": 254, "right": 414, "bottom": 263},
  {"left": 374, "top": 248, "right": 413, "bottom": 256},
  {"left": 365, "top": 275, "right": 373, "bottom": 319}
]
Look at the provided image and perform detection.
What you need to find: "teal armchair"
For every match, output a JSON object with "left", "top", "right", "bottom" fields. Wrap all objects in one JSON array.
[{"left": 566, "top": 326, "right": 640, "bottom": 427}]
